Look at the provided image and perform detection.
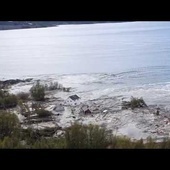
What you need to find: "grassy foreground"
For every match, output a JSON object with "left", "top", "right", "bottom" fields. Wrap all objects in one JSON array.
[
  {"left": 0, "top": 82, "right": 169, "bottom": 148},
  {"left": 0, "top": 111, "right": 170, "bottom": 149}
]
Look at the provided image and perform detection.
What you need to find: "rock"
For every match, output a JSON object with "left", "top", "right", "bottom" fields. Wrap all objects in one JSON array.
[{"left": 0, "top": 78, "right": 33, "bottom": 88}]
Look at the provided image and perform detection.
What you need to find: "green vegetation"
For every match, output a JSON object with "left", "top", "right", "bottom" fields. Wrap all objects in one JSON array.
[
  {"left": 45, "top": 82, "right": 62, "bottom": 91},
  {"left": 122, "top": 96, "right": 147, "bottom": 110},
  {"left": 44, "top": 82, "right": 71, "bottom": 92},
  {"left": 0, "top": 90, "right": 18, "bottom": 109},
  {"left": 65, "top": 123, "right": 110, "bottom": 148},
  {"left": 0, "top": 112, "right": 170, "bottom": 149},
  {"left": 0, "top": 111, "right": 20, "bottom": 139},
  {"left": 30, "top": 81, "right": 45, "bottom": 101},
  {"left": 30, "top": 138, "right": 66, "bottom": 149},
  {"left": 36, "top": 109, "right": 52, "bottom": 118},
  {"left": 0, "top": 84, "right": 169, "bottom": 148},
  {"left": 17, "top": 92, "right": 29, "bottom": 101}
]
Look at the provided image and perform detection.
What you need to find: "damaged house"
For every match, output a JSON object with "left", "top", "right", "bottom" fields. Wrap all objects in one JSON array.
[
  {"left": 65, "top": 95, "right": 81, "bottom": 106},
  {"left": 79, "top": 104, "right": 92, "bottom": 115}
]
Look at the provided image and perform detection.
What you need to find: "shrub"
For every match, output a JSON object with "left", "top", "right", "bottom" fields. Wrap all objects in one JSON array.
[
  {"left": 122, "top": 96, "right": 147, "bottom": 110},
  {"left": 133, "top": 139, "right": 145, "bottom": 149},
  {"left": 0, "top": 90, "right": 18, "bottom": 109},
  {"left": 20, "top": 128, "right": 66, "bottom": 148},
  {"left": 0, "top": 111, "right": 20, "bottom": 139},
  {"left": 64, "top": 123, "right": 111, "bottom": 148},
  {"left": 63, "top": 87, "right": 71, "bottom": 92},
  {"left": 31, "top": 138, "right": 66, "bottom": 149},
  {"left": 20, "top": 128, "right": 39, "bottom": 144},
  {"left": 111, "top": 136, "right": 134, "bottom": 149},
  {"left": 0, "top": 136, "right": 22, "bottom": 148},
  {"left": 145, "top": 137, "right": 158, "bottom": 149},
  {"left": 3, "top": 95, "right": 18, "bottom": 107},
  {"left": 36, "top": 109, "right": 52, "bottom": 118},
  {"left": 30, "top": 81, "right": 45, "bottom": 101},
  {"left": 0, "top": 90, "right": 7, "bottom": 98},
  {"left": 45, "top": 82, "right": 62, "bottom": 91},
  {"left": 17, "top": 92, "right": 29, "bottom": 101},
  {"left": 44, "top": 82, "right": 71, "bottom": 92}
]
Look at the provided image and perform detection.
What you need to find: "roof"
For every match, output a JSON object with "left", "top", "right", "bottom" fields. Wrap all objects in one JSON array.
[
  {"left": 69, "top": 95, "right": 80, "bottom": 101},
  {"left": 85, "top": 109, "right": 91, "bottom": 114}
]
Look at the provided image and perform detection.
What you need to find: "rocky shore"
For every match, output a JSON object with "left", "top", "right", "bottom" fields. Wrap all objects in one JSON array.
[{"left": 0, "top": 78, "right": 33, "bottom": 89}]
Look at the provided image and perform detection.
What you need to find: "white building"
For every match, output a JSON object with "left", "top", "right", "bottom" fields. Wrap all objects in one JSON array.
[{"left": 65, "top": 95, "right": 81, "bottom": 106}]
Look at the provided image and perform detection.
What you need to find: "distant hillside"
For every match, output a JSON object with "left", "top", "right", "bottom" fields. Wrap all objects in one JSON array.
[{"left": 0, "top": 21, "right": 120, "bottom": 30}]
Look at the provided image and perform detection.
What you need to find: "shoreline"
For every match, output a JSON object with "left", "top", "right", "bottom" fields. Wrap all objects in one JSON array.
[
  {"left": 1, "top": 77, "right": 170, "bottom": 141},
  {"left": 0, "top": 21, "right": 129, "bottom": 31}
]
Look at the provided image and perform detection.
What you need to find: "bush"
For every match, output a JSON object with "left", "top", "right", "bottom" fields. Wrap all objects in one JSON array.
[
  {"left": 110, "top": 136, "right": 134, "bottom": 149},
  {"left": 31, "top": 138, "right": 66, "bottom": 149},
  {"left": 3, "top": 95, "right": 18, "bottom": 107},
  {"left": 44, "top": 82, "right": 71, "bottom": 92},
  {"left": 0, "top": 90, "right": 7, "bottom": 98},
  {"left": 0, "top": 90, "right": 18, "bottom": 109},
  {"left": 145, "top": 137, "right": 159, "bottom": 149},
  {"left": 36, "top": 109, "right": 52, "bottom": 118},
  {"left": 0, "top": 136, "right": 22, "bottom": 148},
  {"left": 64, "top": 123, "right": 111, "bottom": 148},
  {"left": 20, "top": 128, "right": 66, "bottom": 148},
  {"left": 17, "top": 92, "right": 29, "bottom": 101},
  {"left": 0, "top": 111, "right": 20, "bottom": 139},
  {"left": 45, "top": 82, "right": 62, "bottom": 91},
  {"left": 122, "top": 96, "right": 147, "bottom": 110},
  {"left": 30, "top": 81, "right": 45, "bottom": 101},
  {"left": 63, "top": 87, "right": 71, "bottom": 92}
]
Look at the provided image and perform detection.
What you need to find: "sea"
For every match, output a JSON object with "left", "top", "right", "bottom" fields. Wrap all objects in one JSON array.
[{"left": 1, "top": 21, "right": 170, "bottom": 105}]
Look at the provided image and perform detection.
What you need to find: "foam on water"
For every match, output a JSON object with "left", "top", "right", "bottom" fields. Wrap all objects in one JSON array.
[
  {"left": 2, "top": 22, "right": 170, "bottom": 105},
  {"left": 8, "top": 69, "right": 170, "bottom": 106}
]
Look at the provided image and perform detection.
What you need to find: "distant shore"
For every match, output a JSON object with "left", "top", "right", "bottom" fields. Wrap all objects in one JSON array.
[{"left": 0, "top": 21, "right": 129, "bottom": 31}]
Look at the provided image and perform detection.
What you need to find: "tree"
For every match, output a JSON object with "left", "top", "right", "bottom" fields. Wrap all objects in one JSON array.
[{"left": 30, "top": 81, "right": 45, "bottom": 101}]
